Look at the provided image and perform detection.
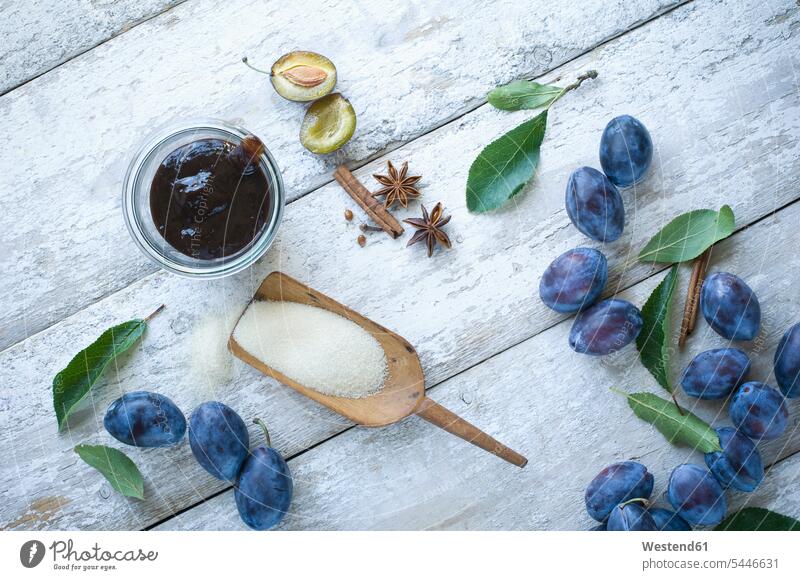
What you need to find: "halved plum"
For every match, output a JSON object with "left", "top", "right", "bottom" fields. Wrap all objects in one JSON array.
[
  {"left": 245, "top": 51, "right": 337, "bottom": 102},
  {"left": 300, "top": 93, "right": 357, "bottom": 154}
]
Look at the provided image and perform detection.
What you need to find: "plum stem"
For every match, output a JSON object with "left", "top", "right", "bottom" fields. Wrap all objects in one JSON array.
[
  {"left": 671, "top": 392, "right": 685, "bottom": 416},
  {"left": 619, "top": 497, "right": 649, "bottom": 508},
  {"left": 144, "top": 304, "right": 165, "bottom": 322},
  {"left": 359, "top": 223, "right": 384, "bottom": 232},
  {"left": 242, "top": 57, "right": 272, "bottom": 77},
  {"left": 253, "top": 418, "right": 271, "bottom": 447},
  {"left": 548, "top": 70, "right": 598, "bottom": 108}
]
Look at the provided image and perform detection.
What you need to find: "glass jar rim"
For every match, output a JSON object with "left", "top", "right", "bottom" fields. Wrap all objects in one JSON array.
[{"left": 123, "top": 119, "right": 284, "bottom": 279}]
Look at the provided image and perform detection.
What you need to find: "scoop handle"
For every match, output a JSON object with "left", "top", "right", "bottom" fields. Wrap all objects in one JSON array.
[{"left": 416, "top": 398, "right": 527, "bottom": 468}]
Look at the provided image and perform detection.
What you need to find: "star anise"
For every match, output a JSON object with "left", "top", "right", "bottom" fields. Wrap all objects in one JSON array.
[
  {"left": 403, "top": 202, "right": 452, "bottom": 258},
  {"left": 371, "top": 160, "right": 421, "bottom": 208}
]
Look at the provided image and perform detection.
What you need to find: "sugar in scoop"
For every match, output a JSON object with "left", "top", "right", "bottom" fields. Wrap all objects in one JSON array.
[{"left": 233, "top": 300, "right": 388, "bottom": 399}]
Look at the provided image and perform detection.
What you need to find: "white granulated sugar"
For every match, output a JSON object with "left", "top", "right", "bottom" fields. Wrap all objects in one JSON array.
[
  {"left": 233, "top": 300, "right": 388, "bottom": 399},
  {"left": 187, "top": 310, "right": 240, "bottom": 395}
]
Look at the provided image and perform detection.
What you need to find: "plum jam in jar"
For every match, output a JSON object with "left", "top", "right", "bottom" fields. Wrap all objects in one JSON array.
[{"left": 123, "top": 121, "right": 284, "bottom": 278}]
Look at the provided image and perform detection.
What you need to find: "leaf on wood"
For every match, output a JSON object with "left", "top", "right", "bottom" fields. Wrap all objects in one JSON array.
[
  {"left": 636, "top": 265, "right": 679, "bottom": 392},
  {"left": 466, "top": 111, "right": 547, "bottom": 213},
  {"left": 715, "top": 508, "right": 800, "bottom": 531},
  {"left": 74, "top": 444, "right": 144, "bottom": 500},
  {"left": 53, "top": 319, "right": 147, "bottom": 429},
  {"left": 487, "top": 80, "right": 563, "bottom": 111},
  {"left": 638, "top": 205, "right": 735, "bottom": 263},
  {"left": 622, "top": 391, "right": 722, "bottom": 453}
]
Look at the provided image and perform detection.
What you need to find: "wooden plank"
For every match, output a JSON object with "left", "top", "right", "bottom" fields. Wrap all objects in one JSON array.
[
  {"left": 0, "top": 0, "right": 184, "bottom": 94},
  {"left": 0, "top": 0, "right": 798, "bottom": 531},
  {"left": 156, "top": 200, "right": 800, "bottom": 530},
  {"left": 0, "top": 0, "right": 684, "bottom": 350}
]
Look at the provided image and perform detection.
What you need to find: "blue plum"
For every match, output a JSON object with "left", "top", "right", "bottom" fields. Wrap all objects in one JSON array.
[
  {"left": 189, "top": 402, "right": 250, "bottom": 481},
  {"left": 700, "top": 272, "right": 761, "bottom": 341},
  {"left": 607, "top": 502, "right": 657, "bottom": 531},
  {"left": 649, "top": 508, "right": 692, "bottom": 531},
  {"left": 599, "top": 115, "right": 653, "bottom": 187},
  {"left": 235, "top": 420, "right": 293, "bottom": 530},
  {"left": 565, "top": 166, "right": 625, "bottom": 242},
  {"left": 680, "top": 348, "right": 750, "bottom": 400},
  {"left": 667, "top": 464, "right": 727, "bottom": 527},
  {"left": 704, "top": 427, "right": 763, "bottom": 492},
  {"left": 585, "top": 461, "right": 654, "bottom": 522},
  {"left": 775, "top": 322, "right": 800, "bottom": 398},
  {"left": 569, "top": 298, "right": 643, "bottom": 356},
  {"left": 104, "top": 391, "right": 186, "bottom": 447},
  {"left": 729, "top": 381, "right": 789, "bottom": 440},
  {"left": 539, "top": 248, "right": 608, "bottom": 313}
]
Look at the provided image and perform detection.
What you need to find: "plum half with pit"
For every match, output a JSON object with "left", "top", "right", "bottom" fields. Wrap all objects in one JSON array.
[
  {"left": 569, "top": 298, "right": 643, "bottom": 356},
  {"left": 244, "top": 51, "right": 337, "bottom": 102},
  {"left": 189, "top": 402, "right": 250, "bottom": 481},
  {"left": 539, "top": 247, "right": 608, "bottom": 313},
  {"left": 585, "top": 461, "right": 654, "bottom": 522},
  {"left": 235, "top": 419, "right": 293, "bottom": 530},
  {"left": 104, "top": 391, "right": 186, "bottom": 447}
]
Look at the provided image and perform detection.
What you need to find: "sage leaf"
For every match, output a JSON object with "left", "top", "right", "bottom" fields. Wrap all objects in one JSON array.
[
  {"left": 487, "top": 80, "right": 563, "bottom": 111},
  {"left": 638, "top": 205, "right": 735, "bottom": 263},
  {"left": 636, "top": 265, "right": 679, "bottom": 392},
  {"left": 466, "top": 111, "right": 547, "bottom": 213},
  {"left": 53, "top": 306, "right": 162, "bottom": 430},
  {"left": 75, "top": 444, "right": 144, "bottom": 499},
  {"left": 716, "top": 508, "right": 800, "bottom": 531},
  {"left": 622, "top": 391, "right": 722, "bottom": 453}
]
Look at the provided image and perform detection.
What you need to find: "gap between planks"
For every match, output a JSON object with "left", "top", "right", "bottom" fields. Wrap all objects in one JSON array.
[{"left": 0, "top": 1, "right": 190, "bottom": 97}]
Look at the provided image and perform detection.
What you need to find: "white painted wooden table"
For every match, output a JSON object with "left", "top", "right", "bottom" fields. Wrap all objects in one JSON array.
[{"left": 1, "top": 0, "right": 799, "bottom": 531}]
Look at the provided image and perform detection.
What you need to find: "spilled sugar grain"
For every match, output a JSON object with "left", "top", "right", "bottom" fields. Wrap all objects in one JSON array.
[
  {"left": 186, "top": 309, "right": 241, "bottom": 395},
  {"left": 233, "top": 300, "right": 388, "bottom": 399}
]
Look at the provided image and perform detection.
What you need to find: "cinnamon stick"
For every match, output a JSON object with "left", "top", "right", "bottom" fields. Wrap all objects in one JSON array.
[
  {"left": 334, "top": 165, "right": 404, "bottom": 238},
  {"left": 688, "top": 250, "right": 711, "bottom": 334},
  {"left": 678, "top": 249, "right": 711, "bottom": 348},
  {"left": 678, "top": 262, "right": 701, "bottom": 349}
]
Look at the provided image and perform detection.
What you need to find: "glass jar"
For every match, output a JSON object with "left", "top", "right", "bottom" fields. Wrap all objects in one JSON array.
[{"left": 123, "top": 119, "right": 284, "bottom": 278}]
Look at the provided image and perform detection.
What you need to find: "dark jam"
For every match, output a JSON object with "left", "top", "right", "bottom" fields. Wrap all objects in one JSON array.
[{"left": 150, "top": 136, "right": 270, "bottom": 260}]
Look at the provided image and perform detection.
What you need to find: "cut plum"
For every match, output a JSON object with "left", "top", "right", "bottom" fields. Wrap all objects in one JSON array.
[
  {"left": 270, "top": 51, "right": 337, "bottom": 102},
  {"left": 300, "top": 93, "right": 357, "bottom": 154}
]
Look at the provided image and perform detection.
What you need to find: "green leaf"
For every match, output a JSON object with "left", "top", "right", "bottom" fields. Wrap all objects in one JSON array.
[
  {"left": 466, "top": 111, "right": 547, "bottom": 213},
  {"left": 636, "top": 265, "right": 679, "bottom": 392},
  {"left": 487, "top": 80, "right": 563, "bottom": 111},
  {"left": 716, "top": 508, "right": 800, "bottom": 531},
  {"left": 53, "top": 314, "right": 154, "bottom": 430},
  {"left": 622, "top": 391, "right": 722, "bottom": 453},
  {"left": 638, "top": 205, "right": 735, "bottom": 263},
  {"left": 75, "top": 444, "right": 144, "bottom": 499}
]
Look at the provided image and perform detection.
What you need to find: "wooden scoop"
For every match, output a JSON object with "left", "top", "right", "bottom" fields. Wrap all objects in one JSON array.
[{"left": 228, "top": 271, "right": 527, "bottom": 467}]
